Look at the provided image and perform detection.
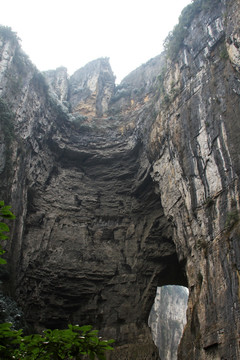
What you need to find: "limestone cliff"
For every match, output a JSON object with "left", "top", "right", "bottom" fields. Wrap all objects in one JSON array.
[
  {"left": 0, "top": 0, "right": 240, "bottom": 359},
  {"left": 149, "top": 286, "right": 188, "bottom": 360}
]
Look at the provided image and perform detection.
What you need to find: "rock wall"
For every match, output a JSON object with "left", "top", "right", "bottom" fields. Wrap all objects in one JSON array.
[
  {"left": 149, "top": 1, "right": 240, "bottom": 358},
  {"left": 149, "top": 286, "right": 188, "bottom": 360},
  {"left": 0, "top": 0, "right": 240, "bottom": 358}
]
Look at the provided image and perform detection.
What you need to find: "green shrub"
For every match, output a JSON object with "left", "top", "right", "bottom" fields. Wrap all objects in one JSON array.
[
  {"left": 163, "top": 94, "right": 170, "bottom": 105},
  {"left": 157, "top": 64, "right": 167, "bottom": 94},
  {"left": 225, "top": 210, "right": 239, "bottom": 230},
  {"left": 219, "top": 43, "right": 229, "bottom": 60},
  {"left": 0, "top": 99, "right": 15, "bottom": 175},
  {"left": 0, "top": 200, "right": 15, "bottom": 264},
  {"left": 0, "top": 322, "right": 114, "bottom": 359},
  {"left": 8, "top": 324, "right": 114, "bottom": 360},
  {"left": 0, "top": 26, "right": 19, "bottom": 44},
  {"left": 32, "top": 72, "right": 49, "bottom": 95},
  {"left": 71, "top": 114, "right": 88, "bottom": 128},
  {"left": 164, "top": 0, "right": 222, "bottom": 60}
]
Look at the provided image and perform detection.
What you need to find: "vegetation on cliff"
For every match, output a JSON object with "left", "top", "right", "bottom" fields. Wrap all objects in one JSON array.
[
  {"left": 0, "top": 202, "right": 114, "bottom": 359},
  {"left": 157, "top": 0, "right": 225, "bottom": 108},
  {"left": 0, "top": 322, "right": 114, "bottom": 360},
  {"left": 0, "top": 201, "right": 15, "bottom": 264},
  {"left": 0, "top": 99, "right": 15, "bottom": 177},
  {"left": 164, "top": 0, "right": 222, "bottom": 60},
  {"left": 0, "top": 26, "right": 19, "bottom": 45}
]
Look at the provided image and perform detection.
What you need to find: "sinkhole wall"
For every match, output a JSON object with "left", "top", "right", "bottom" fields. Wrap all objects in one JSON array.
[{"left": 0, "top": 0, "right": 240, "bottom": 358}]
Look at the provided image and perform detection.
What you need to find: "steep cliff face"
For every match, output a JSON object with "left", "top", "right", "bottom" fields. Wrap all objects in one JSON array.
[
  {"left": 0, "top": 36, "right": 179, "bottom": 359},
  {"left": 149, "top": 1, "right": 240, "bottom": 358},
  {"left": 149, "top": 286, "right": 188, "bottom": 360},
  {"left": 0, "top": 0, "right": 240, "bottom": 359},
  {"left": 68, "top": 58, "right": 115, "bottom": 118},
  {"left": 44, "top": 66, "right": 69, "bottom": 104}
]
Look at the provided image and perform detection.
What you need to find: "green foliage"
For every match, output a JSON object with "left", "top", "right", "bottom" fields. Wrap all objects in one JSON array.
[
  {"left": 157, "top": 64, "right": 167, "bottom": 94},
  {"left": 219, "top": 43, "right": 229, "bottom": 60},
  {"left": 0, "top": 26, "right": 19, "bottom": 44},
  {"left": 0, "top": 202, "right": 15, "bottom": 221},
  {"left": 0, "top": 98, "right": 15, "bottom": 143},
  {"left": 4, "top": 324, "right": 114, "bottom": 360},
  {"left": 225, "top": 210, "right": 239, "bottom": 230},
  {"left": 0, "top": 318, "right": 114, "bottom": 360},
  {"left": 0, "top": 203, "right": 114, "bottom": 359},
  {"left": 164, "top": 0, "right": 221, "bottom": 60},
  {"left": 47, "top": 97, "right": 71, "bottom": 123},
  {"left": 32, "top": 72, "right": 49, "bottom": 95},
  {"left": 0, "top": 322, "right": 23, "bottom": 358},
  {"left": 157, "top": 0, "right": 222, "bottom": 107},
  {"left": 110, "top": 87, "right": 131, "bottom": 103},
  {"left": 163, "top": 94, "right": 170, "bottom": 106},
  {"left": 71, "top": 114, "right": 88, "bottom": 129},
  {"left": 0, "top": 98, "right": 15, "bottom": 175},
  {"left": 0, "top": 201, "right": 15, "bottom": 264}
]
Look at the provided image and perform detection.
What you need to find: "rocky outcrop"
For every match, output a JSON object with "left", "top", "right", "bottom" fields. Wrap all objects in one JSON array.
[
  {"left": 0, "top": 0, "right": 240, "bottom": 358},
  {"left": 44, "top": 66, "right": 68, "bottom": 104},
  {"left": 149, "top": 286, "right": 188, "bottom": 360},
  {"left": 68, "top": 58, "right": 115, "bottom": 118}
]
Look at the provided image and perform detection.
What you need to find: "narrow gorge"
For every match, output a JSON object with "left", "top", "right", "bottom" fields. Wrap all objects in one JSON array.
[{"left": 0, "top": 0, "right": 240, "bottom": 358}]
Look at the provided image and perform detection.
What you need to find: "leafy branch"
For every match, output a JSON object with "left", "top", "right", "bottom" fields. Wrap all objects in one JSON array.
[{"left": 11, "top": 324, "right": 114, "bottom": 360}]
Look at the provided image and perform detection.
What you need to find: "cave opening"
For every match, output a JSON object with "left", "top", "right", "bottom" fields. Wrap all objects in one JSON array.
[
  {"left": 141, "top": 195, "right": 189, "bottom": 359},
  {"left": 148, "top": 285, "right": 189, "bottom": 360}
]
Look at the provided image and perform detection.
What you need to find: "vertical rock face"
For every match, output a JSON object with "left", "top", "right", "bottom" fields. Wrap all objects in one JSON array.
[
  {"left": 0, "top": 1, "right": 240, "bottom": 359},
  {"left": 68, "top": 58, "right": 115, "bottom": 118},
  {"left": 44, "top": 67, "right": 69, "bottom": 103},
  {"left": 149, "top": 286, "right": 188, "bottom": 360},
  {"left": 148, "top": 1, "right": 240, "bottom": 358}
]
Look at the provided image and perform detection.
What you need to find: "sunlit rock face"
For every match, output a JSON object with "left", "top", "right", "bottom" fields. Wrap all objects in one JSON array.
[
  {"left": 149, "top": 286, "right": 188, "bottom": 360},
  {"left": 0, "top": 0, "right": 240, "bottom": 359},
  {"left": 68, "top": 58, "right": 115, "bottom": 118}
]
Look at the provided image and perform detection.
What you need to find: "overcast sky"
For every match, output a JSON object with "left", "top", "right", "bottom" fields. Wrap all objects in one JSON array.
[{"left": 1, "top": 0, "right": 191, "bottom": 82}]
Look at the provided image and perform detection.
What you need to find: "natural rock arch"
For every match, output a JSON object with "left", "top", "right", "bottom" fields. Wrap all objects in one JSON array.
[
  {"left": 0, "top": 1, "right": 240, "bottom": 359},
  {"left": 16, "top": 130, "right": 188, "bottom": 358}
]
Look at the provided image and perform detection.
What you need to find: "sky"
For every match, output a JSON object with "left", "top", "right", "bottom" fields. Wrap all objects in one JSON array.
[{"left": 1, "top": 0, "right": 191, "bottom": 83}]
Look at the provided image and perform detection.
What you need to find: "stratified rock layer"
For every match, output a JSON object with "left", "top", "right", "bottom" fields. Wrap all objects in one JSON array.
[{"left": 0, "top": 0, "right": 240, "bottom": 359}]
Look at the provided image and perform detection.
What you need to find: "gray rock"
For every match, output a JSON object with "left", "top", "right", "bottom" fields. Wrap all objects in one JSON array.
[
  {"left": 0, "top": 1, "right": 240, "bottom": 359},
  {"left": 68, "top": 58, "right": 115, "bottom": 118},
  {"left": 149, "top": 286, "right": 188, "bottom": 360},
  {"left": 44, "top": 66, "right": 69, "bottom": 103}
]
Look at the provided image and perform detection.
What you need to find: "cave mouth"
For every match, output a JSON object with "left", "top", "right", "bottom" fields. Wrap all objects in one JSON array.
[{"left": 148, "top": 285, "right": 189, "bottom": 360}]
